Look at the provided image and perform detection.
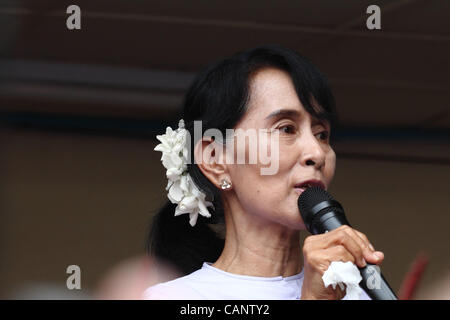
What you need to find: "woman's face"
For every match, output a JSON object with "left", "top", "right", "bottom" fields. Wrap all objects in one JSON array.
[{"left": 226, "top": 67, "right": 336, "bottom": 230}]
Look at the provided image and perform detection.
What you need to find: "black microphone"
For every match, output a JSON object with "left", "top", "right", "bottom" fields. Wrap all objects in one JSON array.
[{"left": 297, "top": 186, "right": 398, "bottom": 300}]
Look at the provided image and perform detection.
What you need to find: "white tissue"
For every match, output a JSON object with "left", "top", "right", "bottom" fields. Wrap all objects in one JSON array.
[{"left": 322, "top": 261, "right": 363, "bottom": 300}]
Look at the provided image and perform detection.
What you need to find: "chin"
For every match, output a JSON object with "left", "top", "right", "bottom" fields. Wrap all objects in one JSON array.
[{"left": 279, "top": 213, "right": 306, "bottom": 231}]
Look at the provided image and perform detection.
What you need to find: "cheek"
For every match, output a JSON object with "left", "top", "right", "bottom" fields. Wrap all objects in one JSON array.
[
  {"left": 228, "top": 163, "right": 285, "bottom": 206},
  {"left": 227, "top": 134, "right": 296, "bottom": 203},
  {"left": 227, "top": 161, "right": 298, "bottom": 224},
  {"left": 324, "top": 149, "right": 336, "bottom": 185}
]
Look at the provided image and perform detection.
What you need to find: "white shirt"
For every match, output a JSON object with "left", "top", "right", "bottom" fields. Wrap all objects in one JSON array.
[{"left": 142, "top": 262, "right": 371, "bottom": 300}]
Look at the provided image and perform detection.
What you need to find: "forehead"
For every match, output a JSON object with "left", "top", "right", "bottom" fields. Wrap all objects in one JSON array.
[{"left": 246, "top": 67, "right": 306, "bottom": 119}]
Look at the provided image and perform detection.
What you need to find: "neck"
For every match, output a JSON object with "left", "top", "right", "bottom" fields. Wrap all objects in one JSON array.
[{"left": 212, "top": 196, "right": 303, "bottom": 278}]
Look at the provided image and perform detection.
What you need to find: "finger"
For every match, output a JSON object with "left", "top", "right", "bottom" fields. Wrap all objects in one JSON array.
[
  {"left": 353, "top": 230, "right": 375, "bottom": 251},
  {"left": 371, "top": 251, "right": 384, "bottom": 265},
  {"left": 350, "top": 229, "right": 384, "bottom": 264},
  {"left": 303, "top": 227, "right": 383, "bottom": 266},
  {"left": 307, "top": 245, "right": 356, "bottom": 274},
  {"left": 341, "top": 227, "right": 382, "bottom": 264},
  {"left": 335, "top": 283, "right": 347, "bottom": 300},
  {"left": 324, "top": 245, "right": 356, "bottom": 265},
  {"left": 305, "top": 228, "right": 370, "bottom": 254},
  {"left": 353, "top": 230, "right": 384, "bottom": 264},
  {"left": 325, "top": 226, "right": 367, "bottom": 267}
]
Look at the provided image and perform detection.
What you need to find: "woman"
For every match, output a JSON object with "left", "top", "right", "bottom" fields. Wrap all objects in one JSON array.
[{"left": 143, "top": 45, "right": 384, "bottom": 300}]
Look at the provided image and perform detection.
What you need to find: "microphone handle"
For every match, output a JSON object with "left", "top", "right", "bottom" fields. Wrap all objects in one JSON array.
[
  {"left": 312, "top": 211, "right": 398, "bottom": 300},
  {"left": 359, "top": 264, "right": 398, "bottom": 300}
]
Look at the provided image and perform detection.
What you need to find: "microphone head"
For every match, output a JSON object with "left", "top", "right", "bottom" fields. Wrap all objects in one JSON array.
[{"left": 297, "top": 186, "right": 340, "bottom": 233}]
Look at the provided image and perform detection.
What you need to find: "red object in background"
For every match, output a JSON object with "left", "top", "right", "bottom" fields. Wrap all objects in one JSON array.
[{"left": 398, "top": 252, "right": 429, "bottom": 300}]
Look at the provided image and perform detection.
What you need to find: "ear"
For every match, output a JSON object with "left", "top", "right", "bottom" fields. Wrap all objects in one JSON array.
[{"left": 194, "top": 137, "right": 230, "bottom": 190}]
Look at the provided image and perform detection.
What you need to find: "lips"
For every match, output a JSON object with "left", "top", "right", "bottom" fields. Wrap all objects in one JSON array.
[{"left": 294, "top": 179, "right": 326, "bottom": 195}]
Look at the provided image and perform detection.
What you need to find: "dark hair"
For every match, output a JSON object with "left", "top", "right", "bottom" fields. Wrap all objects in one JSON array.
[{"left": 146, "top": 44, "right": 338, "bottom": 275}]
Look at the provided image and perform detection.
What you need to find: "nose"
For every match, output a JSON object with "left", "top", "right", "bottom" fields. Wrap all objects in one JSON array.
[{"left": 298, "top": 131, "right": 326, "bottom": 170}]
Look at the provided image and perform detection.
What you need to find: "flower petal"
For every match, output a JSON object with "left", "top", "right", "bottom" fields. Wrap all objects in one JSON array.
[
  {"left": 180, "top": 196, "right": 197, "bottom": 209},
  {"left": 166, "top": 167, "right": 183, "bottom": 181},
  {"left": 179, "top": 175, "right": 189, "bottom": 192},
  {"left": 175, "top": 204, "right": 190, "bottom": 216},
  {"left": 154, "top": 120, "right": 213, "bottom": 227},
  {"left": 168, "top": 182, "right": 183, "bottom": 202},
  {"left": 165, "top": 180, "right": 173, "bottom": 191},
  {"left": 154, "top": 143, "right": 167, "bottom": 153},
  {"left": 189, "top": 211, "right": 199, "bottom": 226},
  {"left": 197, "top": 200, "right": 211, "bottom": 218}
]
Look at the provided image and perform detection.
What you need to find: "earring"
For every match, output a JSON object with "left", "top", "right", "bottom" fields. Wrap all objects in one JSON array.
[{"left": 220, "top": 179, "right": 232, "bottom": 190}]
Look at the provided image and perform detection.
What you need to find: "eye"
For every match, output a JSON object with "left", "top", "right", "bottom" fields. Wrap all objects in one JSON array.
[
  {"left": 315, "top": 131, "right": 330, "bottom": 141},
  {"left": 278, "top": 124, "right": 296, "bottom": 134}
]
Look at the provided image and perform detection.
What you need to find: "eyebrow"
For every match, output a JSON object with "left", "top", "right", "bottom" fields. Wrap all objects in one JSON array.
[
  {"left": 264, "top": 108, "right": 302, "bottom": 121},
  {"left": 265, "top": 108, "right": 331, "bottom": 129}
]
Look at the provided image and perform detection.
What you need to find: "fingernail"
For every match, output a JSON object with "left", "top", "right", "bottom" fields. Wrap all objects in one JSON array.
[
  {"left": 373, "top": 251, "right": 383, "bottom": 260},
  {"left": 369, "top": 243, "right": 375, "bottom": 251}
]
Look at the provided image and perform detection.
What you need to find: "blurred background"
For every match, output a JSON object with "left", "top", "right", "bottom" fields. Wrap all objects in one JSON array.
[{"left": 0, "top": 0, "right": 449, "bottom": 299}]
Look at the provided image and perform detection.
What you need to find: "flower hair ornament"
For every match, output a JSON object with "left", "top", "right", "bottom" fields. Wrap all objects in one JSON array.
[{"left": 154, "top": 119, "right": 214, "bottom": 226}]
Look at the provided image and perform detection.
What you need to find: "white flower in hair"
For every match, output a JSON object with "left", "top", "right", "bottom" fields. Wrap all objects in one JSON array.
[{"left": 154, "top": 119, "right": 213, "bottom": 226}]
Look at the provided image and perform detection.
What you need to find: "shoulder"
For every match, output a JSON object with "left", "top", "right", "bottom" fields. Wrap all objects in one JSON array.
[
  {"left": 142, "top": 282, "right": 191, "bottom": 300},
  {"left": 142, "top": 267, "right": 214, "bottom": 300}
]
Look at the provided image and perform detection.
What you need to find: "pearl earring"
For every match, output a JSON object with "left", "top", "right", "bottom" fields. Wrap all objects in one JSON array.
[{"left": 220, "top": 180, "right": 232, "bottom": 190}]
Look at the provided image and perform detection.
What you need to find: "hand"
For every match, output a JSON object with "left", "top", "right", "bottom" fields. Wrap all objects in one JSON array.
[{"left": 300, "top": 225, "right": 384, "bottom": 300}]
